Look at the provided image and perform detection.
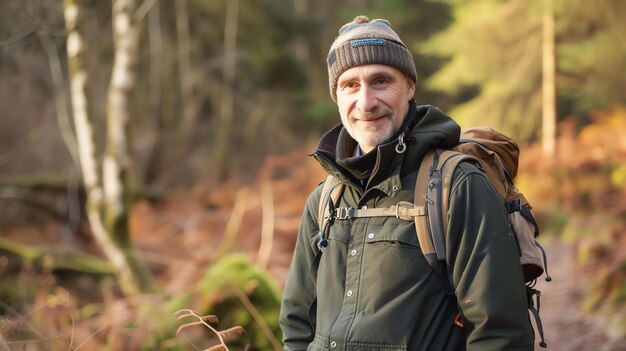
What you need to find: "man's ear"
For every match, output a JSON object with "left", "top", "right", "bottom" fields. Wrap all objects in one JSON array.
[{"left": 406, "top": 77, "right": 416, "bottom": 98}]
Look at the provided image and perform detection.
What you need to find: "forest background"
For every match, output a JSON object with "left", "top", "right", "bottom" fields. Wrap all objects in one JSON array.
[{"left": 1, "top": 0, "right": 625, "bottom": 350}]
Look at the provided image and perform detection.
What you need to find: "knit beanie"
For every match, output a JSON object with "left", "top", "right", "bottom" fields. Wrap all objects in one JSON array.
[{"left": 327, "top": 15, "right": 417, "bottom": 101}]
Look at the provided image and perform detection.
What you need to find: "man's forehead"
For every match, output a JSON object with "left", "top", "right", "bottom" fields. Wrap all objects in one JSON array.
[{"left": 337, "top": 64, "right": 403, "bottom": 81}]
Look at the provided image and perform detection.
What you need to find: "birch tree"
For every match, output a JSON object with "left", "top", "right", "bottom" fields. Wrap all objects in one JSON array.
[{"left": 64, "top": 0, "right": 153, "bottom": 296}]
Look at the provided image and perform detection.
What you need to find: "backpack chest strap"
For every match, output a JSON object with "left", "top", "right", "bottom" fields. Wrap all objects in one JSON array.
[{"left": 333, "top": 201, "right": 426, "bottom": 221}]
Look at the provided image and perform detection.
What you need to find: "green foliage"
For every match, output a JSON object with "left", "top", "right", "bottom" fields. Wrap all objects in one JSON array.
[
  {"left": 421, "top": 0, "right": 544, "bottom": 141},
  {"left": 306, "top": 100, "right": 339, "bottom": 127},
  {"left": 557, "top": 0, "right": 626, "bottom": 114},
  {"left": 197, "top": 254, "right": 282, "bottom": 350},
  {"left": 423, "top": 0, "right": 626, "bottom": 142},
  {"left": 610, "top": 165, "right": 626, "bottom": 188},
  {"left": 189, "top": 0, "right": 309, "bottom": 90}
]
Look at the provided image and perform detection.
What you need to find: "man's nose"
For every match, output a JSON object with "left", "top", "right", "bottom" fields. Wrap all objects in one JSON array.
[{"left": 355, "top": 85, "right": 377, "bottom": 112}]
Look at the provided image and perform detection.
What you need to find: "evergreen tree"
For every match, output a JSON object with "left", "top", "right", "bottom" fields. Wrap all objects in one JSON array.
[
  {"left": 422, "top": 0, "right": 545, "bottom": 141},
  {"left": 423, "top": 0, "right": 626, "bottom": 142},
  {"left": 557, "top": 0, "right": 626, "bottom": 115}
]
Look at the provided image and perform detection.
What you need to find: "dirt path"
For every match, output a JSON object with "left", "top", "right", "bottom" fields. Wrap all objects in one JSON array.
[{"left": 534, "top": 242, "right": 626, "bottom": 350}]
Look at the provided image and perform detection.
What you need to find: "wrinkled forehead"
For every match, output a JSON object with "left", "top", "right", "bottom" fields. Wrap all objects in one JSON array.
[{"left": 337, "top": 64, "right": 409, "bottom": 84}]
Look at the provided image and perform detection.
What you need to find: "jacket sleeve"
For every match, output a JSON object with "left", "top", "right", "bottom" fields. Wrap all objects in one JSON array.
[
  {"left": 446, "top": 162, "right": 535, "bottom": 350},
  {"left": 279, "top": 186, "right": 322, "bottom": 351}
]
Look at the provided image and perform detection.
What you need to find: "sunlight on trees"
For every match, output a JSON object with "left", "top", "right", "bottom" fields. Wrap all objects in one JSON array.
[{"left": 1, "top": 0, "right": 625, "bottom": 349}]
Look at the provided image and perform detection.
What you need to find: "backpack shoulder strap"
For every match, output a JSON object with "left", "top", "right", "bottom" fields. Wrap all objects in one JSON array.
[
  {"left": 415, "top": 149, "right": 479, "bottom": 276},
  {"left": 437, "top": 151, "right": 482, "bottom": 237},
  {"left": 415, "top": 150, "right": 437, "bottom": 263},
  {"left": 317, "top": 175, "right": 345, "bottom": 232}
]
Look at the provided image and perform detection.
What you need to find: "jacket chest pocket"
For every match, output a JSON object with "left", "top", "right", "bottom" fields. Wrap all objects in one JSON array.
[{"left": 362, "top": 221, "right": 428, "bottom": 282}]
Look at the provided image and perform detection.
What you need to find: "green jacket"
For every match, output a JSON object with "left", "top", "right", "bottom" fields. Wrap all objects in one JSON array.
[{"left": 280, "top": 104, "right": 535, "bottom": 351}]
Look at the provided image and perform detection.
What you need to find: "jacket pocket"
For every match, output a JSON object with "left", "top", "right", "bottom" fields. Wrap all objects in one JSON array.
[
  {"left": 364, "top": 223, "right": 421, "bottom": 259},
  {"left": 359, "top": 223, "right": 430, "bottom": 309}
]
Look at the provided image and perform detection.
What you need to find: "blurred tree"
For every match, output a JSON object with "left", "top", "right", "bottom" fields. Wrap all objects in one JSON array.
[
  {"left": 557, "top": 0, "right": 626, "bottom": 114},
  {"left": 64, "top": 0, "right": 153, "bottom": 296},
  {"left": 542, "top": 0, "right": 556, "bottom": 158},
  {"left": 423, "top": 0, "right": 626, "bottom": 143},
  {"left": 176, "top": 0, "right": 196, "bottom": 135},
  {"left": 422, "top": 0, "right": 545, "bottom": 141},
  {"left": 214, "top": 0, "right": 239, "bottom": 181},
  {"left": 142, "top": 0, "right": 164, "bottom": 184}
]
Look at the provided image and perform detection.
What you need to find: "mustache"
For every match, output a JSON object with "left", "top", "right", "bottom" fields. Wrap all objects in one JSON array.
[{"left": 352, "top": 108, "right": 392, "bottom": 120}]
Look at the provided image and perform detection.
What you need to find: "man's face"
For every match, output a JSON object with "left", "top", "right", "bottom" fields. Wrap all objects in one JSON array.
[{"left": 336, "top": 64, "right": 415, "bottom": 153}]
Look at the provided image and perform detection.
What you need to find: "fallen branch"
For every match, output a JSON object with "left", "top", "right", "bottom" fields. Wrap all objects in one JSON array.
[{"left": 0, "top": 237, "right": 113, "bottom": 275}]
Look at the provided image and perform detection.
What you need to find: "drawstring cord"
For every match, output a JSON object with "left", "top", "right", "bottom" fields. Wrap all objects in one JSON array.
[
  {"left": 537, "top": 242, "right": 552, "bottom": 282},
  {"left": 395, "top": 133, "right": 407, "bottom": 153}
]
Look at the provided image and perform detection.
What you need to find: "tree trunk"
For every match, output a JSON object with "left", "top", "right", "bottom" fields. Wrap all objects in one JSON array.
[
  {"left": 144, "top": 1, "right": 164, "bottom": 183},
  {"left": 542, "top": 0, "right": 557, "bottom": 159},
  {"left": 293, "top": 0, "right": 309, "bottom": 64},
  {"left": 213, "top": 0, "right": 239, "bottom": 181},
  {"left": 64, "top": 0, "right": 154, "bottom": 296},
  {"left": 38, "top": 32, "right": 79, "bottom": 166},
  {"left": 104, "top": 0, "right": 154, "bottom": 294},
  {"left": 176, "top": 0, "right": 197, "bottom": 135}
]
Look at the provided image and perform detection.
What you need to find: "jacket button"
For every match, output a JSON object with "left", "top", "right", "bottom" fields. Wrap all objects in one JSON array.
[
  {"left": 330, "top": 341, "right": 337, "bottom": 348},
  {"left": 347, "top": 290, "right": 353, "bottom": 297},
  {"left": 351, "top": 249, "right": 357, "bottom": 256},
  {"left": 367, "top": 233, "right": 375, "bottom": 239}
]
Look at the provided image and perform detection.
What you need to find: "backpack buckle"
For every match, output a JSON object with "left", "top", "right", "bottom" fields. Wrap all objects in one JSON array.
[
  {"left": 506, "top": 199, "right": 522, "bottom": 213},
  {"left": 395, "top": 201, "right": 415, "bottom": 221},
  {"left": 335, "top": 207, "right": 355, "bottom": 220}
]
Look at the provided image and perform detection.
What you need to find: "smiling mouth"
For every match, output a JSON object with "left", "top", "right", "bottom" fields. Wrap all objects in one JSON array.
[{"left": 359, "top": 115, "right": 387, "bottom": 124}]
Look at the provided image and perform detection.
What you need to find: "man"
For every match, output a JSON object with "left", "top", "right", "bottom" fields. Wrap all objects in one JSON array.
[{"left": 279, "top": 16, "right": 535, "bottom": 351}]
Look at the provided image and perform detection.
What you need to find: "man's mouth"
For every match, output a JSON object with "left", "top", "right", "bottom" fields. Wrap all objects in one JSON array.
[
  {"left": 358, "top": 114, "right": 387, "bottom": 124},
  {"left": 353, "top": 108, "right": 392, "bottom": 124}
]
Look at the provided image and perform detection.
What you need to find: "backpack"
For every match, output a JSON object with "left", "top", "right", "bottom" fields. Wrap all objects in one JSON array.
[{"left": 316, "top": 126, "right": 551, "bottom": 347}]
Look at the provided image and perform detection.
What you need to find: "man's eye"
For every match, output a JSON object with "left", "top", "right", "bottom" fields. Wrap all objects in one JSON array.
[
  {"left": 345, "top": 82, "right": 358, "bottom": 89},
  {"left": 373, "top": 78, "right": 388, "bottom": 86}
]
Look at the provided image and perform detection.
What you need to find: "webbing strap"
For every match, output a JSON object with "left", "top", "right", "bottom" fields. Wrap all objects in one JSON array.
[
  {"left": 317, "top": 175, "right": 343, "bottom": 229},
  {"left": 423, "top": 150, "right": 472, "bottom": 263},
  {"left": 316, "top": 175, "right": 345, "bottom": 252},
  {"left": 415, "top": 150, "right": 436, "bottom": 257},
  {"left": 437, "top": 153, "right": 481, "bottom": 237},
  {"left": 333, "top": 202, "right": 426, "bottom": 221},
  {"left": 528, "top": 288, "right": 548, "bottom": 348},
  {"left": 415, "top": 150, "right": 478, "bottom": 292}
]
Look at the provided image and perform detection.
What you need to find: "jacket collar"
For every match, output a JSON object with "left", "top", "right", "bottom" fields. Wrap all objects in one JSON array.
[{"left": 312, "top": 102, "right": 460, "bottom": 197}]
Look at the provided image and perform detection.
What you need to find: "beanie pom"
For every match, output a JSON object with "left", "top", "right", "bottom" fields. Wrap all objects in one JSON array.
[{"left": 354, "top": 15, "right": 370, "bottom": 24}]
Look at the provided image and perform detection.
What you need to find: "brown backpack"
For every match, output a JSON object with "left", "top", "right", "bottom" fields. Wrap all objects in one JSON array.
[{"left": 316, "top": 126, "right": 550, "bottom": 347}]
